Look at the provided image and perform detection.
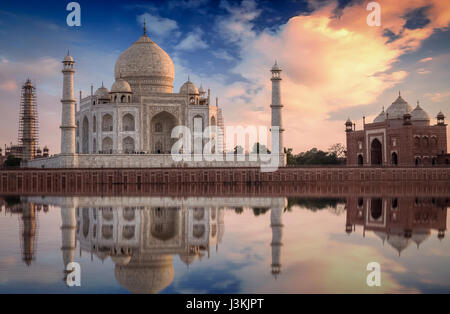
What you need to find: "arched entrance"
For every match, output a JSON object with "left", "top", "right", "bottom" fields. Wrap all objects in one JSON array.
[
  {"left": 370, "top": 198, "right": 383, "bottom": 220},
  {"left": 358, "top": 154, "right": 363, "bottom": 166},
  {"left": 370, "top": 139, "right": 382, "bottom": 166},
  {"left": 102, "top": 137, "right": 113, "bottom": 153},
  {"left": 123, "top": 136, "right": 135, "bottom": 153},
  {"left": 391, "top": 152, "right": 398, "bottom": 166},
  {"left": 150, "top": 207, "right": 180, "bottom": 241},
  {"left": 150, "top": 111, "right": 178, "bottom": 154},
  {"left": 82, "top": 117, "right": 89, "bottom": 154}
]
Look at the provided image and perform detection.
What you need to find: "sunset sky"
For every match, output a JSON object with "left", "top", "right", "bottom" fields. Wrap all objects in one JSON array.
[{"left": 0, "top": 0, "right": 449, "bottom": 154}]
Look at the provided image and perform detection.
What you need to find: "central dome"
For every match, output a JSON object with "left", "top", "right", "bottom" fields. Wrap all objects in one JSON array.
[
  {"left": 114, "top": 31, "right": 174, "bottom": 94},
  {"left": 386, "top": 94, "right": 413, "bottom": 119}
]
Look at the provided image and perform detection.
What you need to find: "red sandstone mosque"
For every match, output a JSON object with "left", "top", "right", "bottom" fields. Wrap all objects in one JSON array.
[{"left": 346, "top": 93, "right": 448, "bottom": 167}]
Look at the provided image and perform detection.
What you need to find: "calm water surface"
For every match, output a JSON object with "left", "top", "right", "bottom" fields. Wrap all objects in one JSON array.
[{"left": 0, "top": 189, "right": 449, "bottom": 294}]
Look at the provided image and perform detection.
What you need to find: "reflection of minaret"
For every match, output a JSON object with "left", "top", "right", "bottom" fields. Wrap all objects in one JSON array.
[
  {"left": 21, "top": 203, "right": 36, "bottom": 266},
  {"left": 61, "top": 205, "right": 76, "bottom": 280},
  {"left": 270, "top": 205, "right": 283, "bottom": 279}
]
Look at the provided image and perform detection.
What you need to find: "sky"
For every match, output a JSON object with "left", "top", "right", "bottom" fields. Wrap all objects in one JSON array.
[{"left": 0, "top": 0, "right": 449, "bottom": 154}]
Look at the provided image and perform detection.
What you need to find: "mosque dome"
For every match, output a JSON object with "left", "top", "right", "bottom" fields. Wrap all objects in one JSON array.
[
  {"left": 114, "top": 29, "right": 174, "bottom": 93},
  {"left": 95, "top": 84, "right": 110, "bottom": 100},
  {"left": 114, "top": 255, "right": 174, "bottom": 294},
  {"left": 111, "top": 78, "right": 132, "bottom": 94},
  {"left": 411, "top": 230, "right": 430, "bottom": 248},
  {"left": 180, "top": 80, "right": 199, "bottom": 95},
  {"left": 411, "top": 102, "right": 430, "bottom": 121},
  {"left": 373, "top": 108, "right": 386, "bottom": 123},
  {"left": 387, "top": 233, "right": 411, "bottom": 255},
  {"left": 386, "top": 94, "right": 413, "bottom": 119}
]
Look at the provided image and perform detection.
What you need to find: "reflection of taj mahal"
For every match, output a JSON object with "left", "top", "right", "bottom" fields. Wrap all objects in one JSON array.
[
  {"left": 74, "top": 206, "right": 224, "bottom": 293},
  {"left": 50, "top": 196, "right": 286, "bottom": 294}
]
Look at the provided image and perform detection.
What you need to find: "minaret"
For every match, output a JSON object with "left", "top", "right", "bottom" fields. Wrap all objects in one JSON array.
[
  {"left": 19, "top": 80, "right": 38, "bottom": 161},
  {"left": 270, "top": 201, "right": 284, "bottom": 279},
  {"left": 21, "top": 203, "right": 36, "bottom": 266},
  {"left": 60, "top": 52, "right": 76, "bottom": 155},
  {"left": 61, "top": 204, "right": 76, "bottom": 281},
  {"left": 270, "top": 62, "right": 285, "bottom": 164}
]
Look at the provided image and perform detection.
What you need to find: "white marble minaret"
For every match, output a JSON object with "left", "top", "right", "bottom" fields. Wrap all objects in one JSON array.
[
  {"left": 270, "top": 62, "right": 285, "bottom": 165},
  {"left": 60, "top": 52, "right": 76, "bottom": 155},
  {"left": 270, "top": 203, "right": 283, "bottom": 278},
  {"left": 61, "top": 203, "right": 76, "bottom": 280}
]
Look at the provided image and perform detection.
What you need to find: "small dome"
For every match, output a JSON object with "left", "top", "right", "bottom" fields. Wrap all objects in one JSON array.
[
  {"left": 411, "top": 102, "right": 430, "bottom": 121},
  {"left": 95, "top": 84, "right": 110, "bottom": 100},
  {"left": 387, "top": 231, "right": 411, "bottom": 255},
  {"left": 63, "top": 54, "right": 74, "bottom": 63},
  {"left": 437, "top": 111, "right": 445, "bottom": 119},
  {"left": 111, "top": 78, "right": 132, "bottom": 93},
  {"left": 180, "top": 80, "right": 199, "bottom": 95},
  {"left": 199, "top": 85, "right": 206, "bottom": 95},
  {"left": 386, "top": 94, "right": 413, "bottom": 119},
  {"left": 411, "top": 230, "right": 430, "bottom": 248},
  {"left": 272, "top": 61, "right": 281, "bottom": 71},
  {"left": 345, "top": 118, "right": 352, "bottom": 125},
  {"left": 374, "top": 108, "right": 386, "bottom": 123}
]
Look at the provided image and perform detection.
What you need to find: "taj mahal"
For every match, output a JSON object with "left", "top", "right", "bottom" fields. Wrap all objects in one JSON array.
[{"left": 26, "top": 24, "right": 285, "bottom": 169}]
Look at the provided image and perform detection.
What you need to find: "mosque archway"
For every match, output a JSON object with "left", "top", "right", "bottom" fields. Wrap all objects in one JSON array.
[
  {"left": 122, "top": 114, "right": 135, "bottom": 131},
  {"left": 391, "top": 152, "right": 398, "bottom": 166},
  {"left": 102, "top": 137, "right": 113, "bottom": 153},
  {"left": 123, "top": 136, "right": 135, "bottom": 153},
  {"left": 370, "top": 198, "right": 383, "bottom": 220},
  {"left": 150, "top": 207, "right": 179, "bottom": 241},
  {"left": 150, "top": 111, "right": 178, "bottom": 154},
  {"left": 82, "top": 117, "right": 89, "bottom": 154},
  {"left": 370, "top": 139, "right": 382, "bottom": 166},
  {"left": 357, "top": 154, "right": 363, "bottom": 166},
  {"left": 102, "top": 114, "right": 113, "bottom": 132}
]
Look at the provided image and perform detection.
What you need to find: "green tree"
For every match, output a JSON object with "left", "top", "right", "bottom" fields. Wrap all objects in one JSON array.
[{"left": 4, "top": 155, "right": 21, "bottom": 168}]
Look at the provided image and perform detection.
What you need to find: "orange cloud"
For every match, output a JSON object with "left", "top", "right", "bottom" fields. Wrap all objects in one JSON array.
[
  {"left": 0, "top": 80, "right": 17, "bottom": 91},
  {"left": 221, "top": 0, "right": 450, "bottom": 152}
]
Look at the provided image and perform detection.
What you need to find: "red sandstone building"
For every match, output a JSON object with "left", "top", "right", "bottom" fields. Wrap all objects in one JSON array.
[{"left": 346, "top": 93, "right": 448, "bottom": 166}]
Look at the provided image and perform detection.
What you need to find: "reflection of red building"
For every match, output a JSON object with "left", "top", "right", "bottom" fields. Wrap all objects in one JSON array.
[
  {"left": 345, "top": 197, "right": 447, "bottom": 255},
  {"left": 346, "top": 94, "right": 447, "bottom": 166}
]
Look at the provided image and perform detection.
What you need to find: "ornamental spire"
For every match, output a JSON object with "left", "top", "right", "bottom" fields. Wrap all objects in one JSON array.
[{"left": 143, "top": 19, "right": 147, "bottom": 35}]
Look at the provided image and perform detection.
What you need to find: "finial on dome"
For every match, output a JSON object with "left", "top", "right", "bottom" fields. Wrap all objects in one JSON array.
[
  {"left": 143, "top": 19, "right": 147, "bottom": 35},
  {"left": 399, "top": 91, "right": 401, "bottom": 97}
]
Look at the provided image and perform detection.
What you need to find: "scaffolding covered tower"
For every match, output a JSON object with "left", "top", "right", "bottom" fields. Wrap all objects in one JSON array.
[{"left": 18, "top": 79, "right": 39, "bottom": 160}]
